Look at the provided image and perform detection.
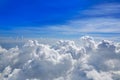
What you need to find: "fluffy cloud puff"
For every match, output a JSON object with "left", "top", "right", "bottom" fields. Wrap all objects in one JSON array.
[{"left": 0, "top": 36, "right": 120, "bottom": 80}]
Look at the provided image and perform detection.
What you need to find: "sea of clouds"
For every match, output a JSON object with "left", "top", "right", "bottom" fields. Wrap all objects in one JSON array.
[{"left": 0, "top": 36, "right": 120, "bottom": 80}]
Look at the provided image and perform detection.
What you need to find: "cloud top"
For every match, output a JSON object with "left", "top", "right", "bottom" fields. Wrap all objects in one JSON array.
[{"left": 0, "top": 36, "right": 120, "bottom": 80}]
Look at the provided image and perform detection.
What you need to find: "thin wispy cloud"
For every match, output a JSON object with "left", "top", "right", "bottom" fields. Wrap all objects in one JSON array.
[
  {"left": 49, "top": 18, "right": 120, "bottom": 33},
  {"left": 1, "top": 18, "right": 120, "bottom": 39},
  {"left": 81, "top": 3, "right": 120, "bottom": 16}
]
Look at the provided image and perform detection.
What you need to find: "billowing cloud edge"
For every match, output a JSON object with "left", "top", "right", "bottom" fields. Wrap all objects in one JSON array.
[{"left": 0, "top": 36, "right": 120, "bottom": 80}]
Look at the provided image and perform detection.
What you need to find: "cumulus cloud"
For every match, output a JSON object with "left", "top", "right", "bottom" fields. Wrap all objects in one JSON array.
[{"left": 0, "top": 36, "right": 120, "bottom": 80}]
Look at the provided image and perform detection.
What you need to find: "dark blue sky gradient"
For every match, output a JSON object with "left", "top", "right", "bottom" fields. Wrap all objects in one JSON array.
[
  {"left": 0, "top": 0, "right": 120, "bottom": 38},
  {"left": 0, "top": 0, "right": 120, "bottom": 28}
]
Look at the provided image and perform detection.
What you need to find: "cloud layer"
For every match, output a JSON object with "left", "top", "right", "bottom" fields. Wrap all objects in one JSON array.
[{"left": 0, "top": 36, "right": 120, "bottom": 80}]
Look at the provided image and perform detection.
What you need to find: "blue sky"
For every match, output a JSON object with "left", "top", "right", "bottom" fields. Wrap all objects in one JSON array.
[{"left": 0, "top": 0, "right": 120, "bottom": 39}]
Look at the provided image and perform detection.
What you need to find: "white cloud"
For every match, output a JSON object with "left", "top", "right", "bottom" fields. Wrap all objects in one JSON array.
[
  {"left": 49, "top": 18, "right": 120, "bottom": 34},
  {"left": 0, "top": 36, "right": 120, "bottom": 80},
  {"left": 86, "top": 69, "right": 112, "bottom": 80},
  {"left": 1, "top": 17, "right": 120, "bottom": 39}
]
